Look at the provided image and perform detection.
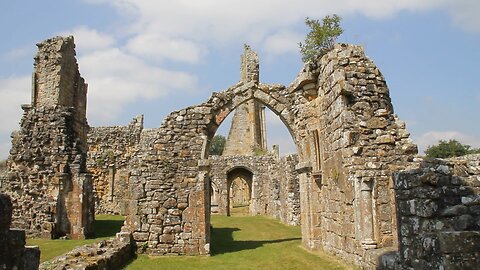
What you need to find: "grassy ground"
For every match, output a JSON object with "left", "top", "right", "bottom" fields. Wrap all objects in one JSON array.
[
  {"left": 26, "top": 214, "right": 124, "bottom": 262},
  {"left": 125, "top": 213, "right": 352, "bottom": 270},
  {"left": 28, "top": 211, "right": 352, "bottom": 269}
]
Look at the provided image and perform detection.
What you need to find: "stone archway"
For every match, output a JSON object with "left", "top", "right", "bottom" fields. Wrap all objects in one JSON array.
[
  {"left": 121, "top": 43, "right": 417, "bottom": 268},
  {"left": 226, "top": 167, "right": 253, "bottom": 216}
]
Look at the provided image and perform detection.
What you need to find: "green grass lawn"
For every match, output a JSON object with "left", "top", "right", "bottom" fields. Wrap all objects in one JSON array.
[
  {"left": 28, "top": 212, "right": 352, "bottom": 269},
  {"left": 26, "top": 214, "right": 124, "bottom": 262},
  {"left": 125, "top": 214, "right": 352, "bottom": 270}
]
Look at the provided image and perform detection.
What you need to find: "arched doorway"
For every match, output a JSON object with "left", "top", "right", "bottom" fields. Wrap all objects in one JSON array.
[{"left": 226, "top": 167, "right": 253, "bottom": 216}]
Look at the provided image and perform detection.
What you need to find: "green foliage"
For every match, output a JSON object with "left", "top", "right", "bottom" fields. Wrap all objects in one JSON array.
[
  {"left": 253, "top": 147, "right": 268, "bottom": 156},
  {"left": 95, "top": 150, "right": 115, "bottom": 166},
  {"left": 210, "top": 135, "right": 226, "bottom": 156},
  {"left": 299, "top": 14, "right": 343, "bottom": 63},
  {"left": 425, "top": 139, "right": 479, "bottom": 158},
  {"left": 125, "top": 215, "right": 351, "bottom": 269}
]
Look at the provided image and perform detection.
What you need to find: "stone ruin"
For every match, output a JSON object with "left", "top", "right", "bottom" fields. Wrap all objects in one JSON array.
[
  {"left": 0, "top": 36, "right": 479, "bottom": 269},
  {"left": 2, "top": 36, "right": 94, "bottom": 240},
  {"left": 0, "top": 193, "right": 40, "bottom": 270}
]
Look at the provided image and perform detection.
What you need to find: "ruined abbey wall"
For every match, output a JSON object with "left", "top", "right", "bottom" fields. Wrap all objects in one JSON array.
[
  {"left": 1, "top": 36, "right": 94, "bottom": 239},
  {"left": 87, "top": 115, "right": 144, "bottom": 215},
  {"left": 392, "top": 155, "right": 480, "bottom": 269},
  {"left": 5, "top": 36, "right": 478, "bottom": 269},
  {"left": 209, "top": 154, "right": 300, "bottom": 225},
  {"left": 289, "top": 44, "right": 417, "bottom": 266}
]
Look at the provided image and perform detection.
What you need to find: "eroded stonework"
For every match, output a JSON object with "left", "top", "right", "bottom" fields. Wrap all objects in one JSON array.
[
  {"left": 391, "top": 155, "right": 480, "bottom": 269},
  {"left": 1, "top": 36, "right": 93, "bottom": 239},
  {"left": 3, "top": 36, "right": 479, "bottom": 269},
  {"left": 0, "top": 193, "right": 40, "bottom": 270},
  {"left": 209, "top": 154, "right": 300, "bottom": 225}
]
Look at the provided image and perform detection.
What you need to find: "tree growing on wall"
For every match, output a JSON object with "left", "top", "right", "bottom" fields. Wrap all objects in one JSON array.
[
  {"left": 425, "top": 139, "right": 480, "bottom": 158},
  {"left": 299, "top": 14, "right": 343, "bottom": 63},
  {"left": 210, "top": 135, "right": 226, "bottom": 156}
]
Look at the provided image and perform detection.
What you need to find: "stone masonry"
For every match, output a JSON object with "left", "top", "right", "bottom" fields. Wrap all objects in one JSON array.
[
  {"left": 1, "top": 36, "right": 94, "bottom": 239},
  {"left": 87, "top": 115, "right": 144, "bottom": 215},
  {"left": 389, "top": 155, "right": 480, "bottom": 269},
  {"left": 209, "top": 45, "right": 300, "bottom": 226},
  {"left": 5, "top": 36, "right": 478, "bottom": 269},
  {"left": 0, "top": 193, "right": 40, "bottom": 270},
  {"left": 209, "top": 154, "right": 300, "bottom": 225},
  {"left": 223, "top": 45, "right": 267, "bottom": 156}
]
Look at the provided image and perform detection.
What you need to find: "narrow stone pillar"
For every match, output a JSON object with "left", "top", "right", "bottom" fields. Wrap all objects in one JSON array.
[
  {"left": 296, "top": 161, "right": 322, "bottom": 249},
  {"left": 198, "top": 159, "right": 211, "bottom": 254},
  {"left": 359, "top": 179, "right": 377, "bottom": 249}
]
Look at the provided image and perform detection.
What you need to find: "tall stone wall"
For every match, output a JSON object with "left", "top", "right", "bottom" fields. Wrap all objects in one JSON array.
[
  {"left": 208, "top": 154, "right": 300, "bottom": 225},
  {"left": 391, "top": 155, "right": 480, "bottom": 269},
  {"left": 290, "top": 44, "right": 417, "bottom": 267},
  {"left": 87, "top": 115, "right": 143, "bottom": 215},
  {"left": 1, "top": 36, "right": 93, "bottom": 239}
]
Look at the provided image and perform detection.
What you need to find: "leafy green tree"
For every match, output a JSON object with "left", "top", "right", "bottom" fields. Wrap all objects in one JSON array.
[
  {"left": 210, "top": 135, "right": 226, "bottom": 156},
  {"left": 425, "top": 139, "right": 473, "bottom": 158},
  {"left": 299, "top": 14, "right": 343, "bottom": 63}
]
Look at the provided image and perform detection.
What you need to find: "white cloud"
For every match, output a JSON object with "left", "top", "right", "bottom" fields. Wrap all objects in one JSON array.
[
  {"left": 126, "top": 34, "right": 206, "bottom": 64},
  {"left": 0, "top": 141, "right": 11, "bottom": 160},
  {"left": 0, "top": 76, "right": 30, "bottom": 133},
  {"left": 61, "top": 26, "right": 115, "bottom": 52},
  {"left": 79, "top": 47, "right": 198, "bottom": 124},
  {"left": 263, "top": 31, "right": 303, "bottom": 56},
  {"left": 0, "top": 76, "right": 30, "bottom": 159},
  {"left": 445, "top": 1, "right": 480, "bottom": 32},
  {"left": 413, "top": 130, "right": 480, "bottom": 154}
]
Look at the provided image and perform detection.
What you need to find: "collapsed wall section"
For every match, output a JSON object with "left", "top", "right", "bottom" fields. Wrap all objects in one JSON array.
[
  {"left": 392, "top": 155, "right": 480, "bottom": 269},
  {"left": 0, "top": 193, "right": 40, "bottom": 270},
  {"left": 2, "top": 36, "right": 93, "bottom": 239},
  {"left": 87, "top": 115, "right": 144, "bottom": 215}
]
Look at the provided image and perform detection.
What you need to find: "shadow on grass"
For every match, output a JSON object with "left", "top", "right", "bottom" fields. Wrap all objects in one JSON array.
[
  {"left": 211, "top": 227, "right": 301, "bottom": 255},
  {"left": 93, "top": 219, "right": 124, "bottom": 238}
]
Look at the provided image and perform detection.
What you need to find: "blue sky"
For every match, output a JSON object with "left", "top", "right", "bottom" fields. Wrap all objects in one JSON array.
[{"left": 0, "top": 0, "right": 479, "bottom": 159}]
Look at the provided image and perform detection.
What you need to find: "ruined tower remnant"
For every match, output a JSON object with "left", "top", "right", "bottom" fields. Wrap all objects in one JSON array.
[
  {"left": 2, "top": 36, "right": 94, "bottom": 239},
  {"left": 223, "top": 45, "right": 267, "bottom": 156}
]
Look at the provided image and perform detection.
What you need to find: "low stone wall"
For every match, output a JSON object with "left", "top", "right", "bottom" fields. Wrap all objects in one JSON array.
[
  {"left": 392, "top": 155, "right": 480, "bottom": 269},
  {"left": 0, "top": 193, "right": 40, "bottom": 270},
  {"left": 40, "top": 232, "right": 134, "bottom": 270}
]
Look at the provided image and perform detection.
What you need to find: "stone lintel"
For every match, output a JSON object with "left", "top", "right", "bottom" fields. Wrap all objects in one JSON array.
[{"left": 295, "top": 161, "right": 312, "bottom": 174}]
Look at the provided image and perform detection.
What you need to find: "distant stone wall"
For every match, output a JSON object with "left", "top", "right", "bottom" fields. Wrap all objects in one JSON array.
[
  {"left": 40, "top": 232, "right": 133, "bottom": 270},
  {"left": 87, "top": 115, "right": 143, "bottom": 215},
  {"left": 2, "top": 36, "right": 93, "bottom": 239},
  {"left": 0, "top": 193, "right": 40, "bottom": 270},
  {"left": 392, "top": 155, "right": 480, "bottom": 269},
  {"left": 209, "top": 154, "right": 300, "bottom": 226}
]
